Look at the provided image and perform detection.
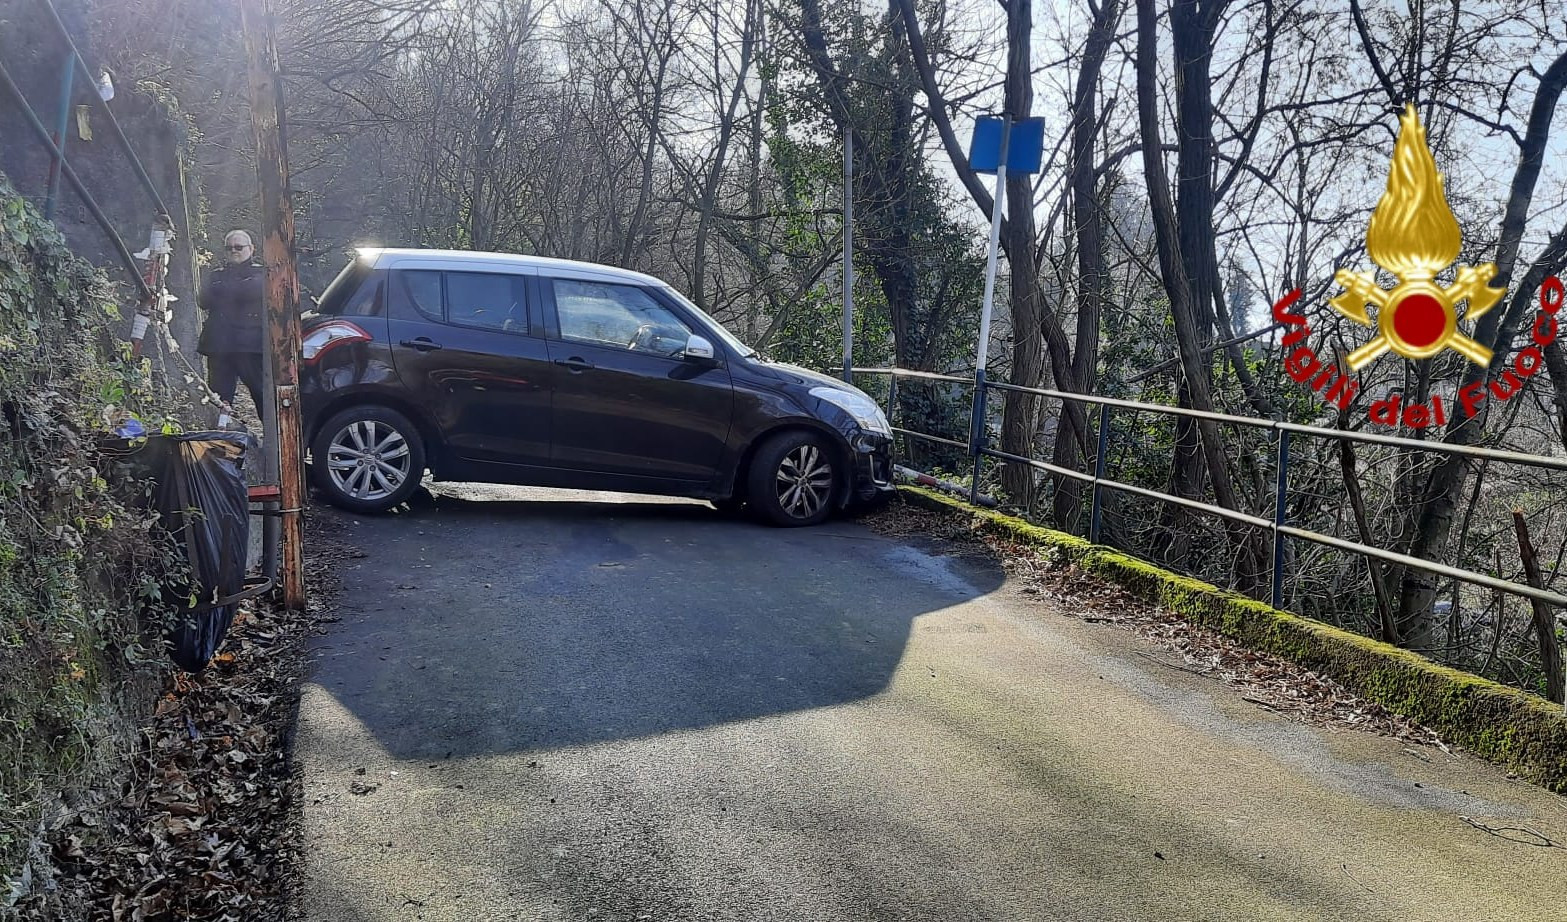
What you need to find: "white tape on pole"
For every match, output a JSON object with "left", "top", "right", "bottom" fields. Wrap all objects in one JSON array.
[{"left": 975, "top": 118, "right": 1010, "bottom": 373}]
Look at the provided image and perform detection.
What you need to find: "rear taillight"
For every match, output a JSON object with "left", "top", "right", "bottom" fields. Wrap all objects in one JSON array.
[{"left": 301, "top": 320, "right": 371, "bottom": 362}]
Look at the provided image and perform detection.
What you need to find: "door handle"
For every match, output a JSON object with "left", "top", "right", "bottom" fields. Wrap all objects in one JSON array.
[
  {"left": 399, "top": 338, "right": 443, "bottom": 352},
  {"left": 554, "top": 357, "right": 594, "bottom": 372}
]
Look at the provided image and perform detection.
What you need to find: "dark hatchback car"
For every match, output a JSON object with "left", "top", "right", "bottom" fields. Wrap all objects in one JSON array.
[{"left": 298, "top": 249, "right": 895, "bottom": 526}]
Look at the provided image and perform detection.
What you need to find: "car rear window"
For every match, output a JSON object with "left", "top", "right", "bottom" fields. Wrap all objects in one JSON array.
[
  {"left": 314, "top": 258, "right": 374, "bottom": 315},
  {"left": 334, "top": 276, "right": 382, "bottom": 316}
]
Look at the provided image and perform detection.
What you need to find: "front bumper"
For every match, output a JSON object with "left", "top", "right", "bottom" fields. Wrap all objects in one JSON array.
[{"left": 848, "top": 432, "right": 895, "bottom": 502}]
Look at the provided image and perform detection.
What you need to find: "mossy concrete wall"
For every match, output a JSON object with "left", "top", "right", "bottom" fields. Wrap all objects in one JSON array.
[{"left": 898, "top": 485, "right": 1567, "bottom": 793}]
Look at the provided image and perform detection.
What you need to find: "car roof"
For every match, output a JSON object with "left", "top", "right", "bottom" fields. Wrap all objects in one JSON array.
[{"left": 357, "top": 248, "right": 668, "bottom": 287}]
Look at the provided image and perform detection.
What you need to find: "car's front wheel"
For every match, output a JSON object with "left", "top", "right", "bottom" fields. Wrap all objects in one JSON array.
[
  {"left": 310, "top": 405, "right": 426, "bottom": 514},
  {"left": 747, "top": 431, "right": 840, "bottom": 527}
]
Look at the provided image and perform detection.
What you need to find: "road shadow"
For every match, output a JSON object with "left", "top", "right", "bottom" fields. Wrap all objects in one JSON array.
[{"left": 306, "top": 486, "right": 1003, "bottom": 760}]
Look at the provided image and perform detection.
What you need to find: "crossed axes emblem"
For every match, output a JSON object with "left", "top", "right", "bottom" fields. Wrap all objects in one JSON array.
[{"left": 1330, "top": 264, "right": 1500, "bottom": 370}]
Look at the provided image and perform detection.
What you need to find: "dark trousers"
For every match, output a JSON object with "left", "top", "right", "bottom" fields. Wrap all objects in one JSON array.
[{"left": 207, "top": 351, "right": 266, "bottom": 417}]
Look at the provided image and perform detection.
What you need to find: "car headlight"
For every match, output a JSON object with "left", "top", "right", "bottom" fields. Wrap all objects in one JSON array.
[{"left": 810, "top": 386, "right": 891, "bottom": 436}]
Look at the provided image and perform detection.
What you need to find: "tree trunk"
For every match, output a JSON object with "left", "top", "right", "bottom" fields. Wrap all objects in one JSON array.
[
  {"left": 895, "top": 0, "right": 1049, "bottom": 504},
  {"left": 795, "top": 0, "right": 919, "bottom": 367},
  {"left": 1052, "top": 0, "right": 1122, "bottom": 531},
  {"left": 1394, "top": 51, "right": 1567, "bottom": 649},
  {"left": 691, "top": 0, "right": 758, "bottom": 308},
  {"left": 1171, "top": 0, "right": 1223, "bottom": 344},
  {"left": 1513, "top": 511, "right": 1564, "bottom": 705},
  {"left": 1135, "top": 0, "right": 1263, "bottom": 588},
  {"left": 620, "top": 4, "right": 672, "bottom": 271},
  {"left": 994, "top": 0, "right": 1045, "bottom": 505}
]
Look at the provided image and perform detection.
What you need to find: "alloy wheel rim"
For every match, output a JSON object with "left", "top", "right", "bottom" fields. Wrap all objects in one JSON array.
[
  {"left": 775, "top": 444, "right": 832, "bottom": 519},
  {"left": 326, "top": 420, "right": 411, "bottom": 501}
]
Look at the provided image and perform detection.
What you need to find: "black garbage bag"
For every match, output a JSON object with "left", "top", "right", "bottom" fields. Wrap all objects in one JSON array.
[{"left": 107, "top": 431, "right": 257, "bottom": 672}]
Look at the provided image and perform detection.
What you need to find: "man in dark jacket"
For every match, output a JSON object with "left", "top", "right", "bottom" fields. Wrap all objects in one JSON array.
[{"left": 198, "top": 229, "right": 266, "bottom": 419}]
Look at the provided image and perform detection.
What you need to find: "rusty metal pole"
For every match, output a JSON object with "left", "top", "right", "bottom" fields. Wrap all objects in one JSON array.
[
  {"left": 43, "top": 51, "right": 74, "bottom": 219},
  {"left": 240, "top": 0, "right": 306, "bottom": 610}
]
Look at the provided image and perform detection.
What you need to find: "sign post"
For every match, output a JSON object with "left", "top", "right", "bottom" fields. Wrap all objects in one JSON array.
[{"left": 965, "top": 115, "right": 1046, "bottom": 504}]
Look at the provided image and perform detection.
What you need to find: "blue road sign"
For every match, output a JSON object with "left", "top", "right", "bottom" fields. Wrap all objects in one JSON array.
[
  {"left": 1006, "top": 117, "right": 1045, "bottom": 173},
  {"left": 968, "top": 116, "right": 1046, "bottom": 174},
  {"left": 969, "top": 117, "right": 1004, "bottom": 171}
]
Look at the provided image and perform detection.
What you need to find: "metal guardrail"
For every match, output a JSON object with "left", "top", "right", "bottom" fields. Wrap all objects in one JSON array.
[{"left": 855, "top": 366, "right": 1567, "bottom": 614}]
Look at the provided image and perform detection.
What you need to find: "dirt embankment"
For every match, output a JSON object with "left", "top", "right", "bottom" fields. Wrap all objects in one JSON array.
[{"left": 10, "top": 509, "right": 348, "bottom": 921}]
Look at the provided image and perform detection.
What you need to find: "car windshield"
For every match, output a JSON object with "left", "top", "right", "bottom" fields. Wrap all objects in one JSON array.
[{"left": 660, "top": 285, "right": 758, "bottom": 359}]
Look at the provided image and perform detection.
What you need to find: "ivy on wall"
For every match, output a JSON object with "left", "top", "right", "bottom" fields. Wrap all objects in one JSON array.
[{"left": 0, "top": 175, "right": 188, "bottom": 893}]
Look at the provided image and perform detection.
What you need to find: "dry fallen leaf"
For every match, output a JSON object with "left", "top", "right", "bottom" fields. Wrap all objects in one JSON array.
[{"left": 13, "top": 510, "right": 356, "bottom": 919}]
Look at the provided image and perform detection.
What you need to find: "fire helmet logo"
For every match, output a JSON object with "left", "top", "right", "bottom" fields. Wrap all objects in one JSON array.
[{"left": 1329, "top": 103, "right": 1503, "bottom": 369}]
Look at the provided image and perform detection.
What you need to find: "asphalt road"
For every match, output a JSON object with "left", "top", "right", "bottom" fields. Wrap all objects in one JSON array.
[{"left": 297, "top": 485, "right": 1567, "bottom": 921}]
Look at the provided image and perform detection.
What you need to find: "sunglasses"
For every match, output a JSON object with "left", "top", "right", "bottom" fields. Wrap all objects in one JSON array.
[{"left": 226, "top": 244, "right": 250, "bottom": 251}]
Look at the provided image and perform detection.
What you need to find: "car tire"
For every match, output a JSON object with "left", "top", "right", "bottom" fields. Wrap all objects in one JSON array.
[
  {"left": 310, "top": 405, "right": 427, "bottom": 514},
  {"left": 746, "top": 430, "right": 840, "bottom": 527}
]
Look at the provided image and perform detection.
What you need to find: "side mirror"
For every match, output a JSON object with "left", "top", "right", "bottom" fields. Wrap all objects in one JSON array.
[{"left": 683, "top": 334, "right": 716, "bottom": 361}]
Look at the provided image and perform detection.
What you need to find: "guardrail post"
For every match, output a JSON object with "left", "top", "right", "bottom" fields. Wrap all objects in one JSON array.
[
  {"left": 887, "top": 373, "right": 899, "bottom": 430},
  {"left": 1090, "top": 401, "right": 1111, "bottom": 544},
  {"left": 969, "top": 369, "right": 988, "bottom": 505},
  {"left": 43, "top": 52, "right": 75, "bottom": 219},
  {"left": 1271, "top": 428, "right": 1291, "bottom": 609}
]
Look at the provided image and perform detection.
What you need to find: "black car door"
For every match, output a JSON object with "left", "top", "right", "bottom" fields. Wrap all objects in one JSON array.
[
  {"left": 385, "top": 267, "right": 553, "bottom": 467},
  {"left": 541, "top": 275, "right": 733, "bottom": 483}
]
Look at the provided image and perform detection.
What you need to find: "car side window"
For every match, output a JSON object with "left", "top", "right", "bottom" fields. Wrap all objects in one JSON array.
[
  {"left": 447, "top": 272, "right": 529, "bottom": 333},
  {"left": 389, "top": 270, "right": 443, "bottom": 322},
  {"left": 552, "top": 279, "right": 692, "bottom": 357}
]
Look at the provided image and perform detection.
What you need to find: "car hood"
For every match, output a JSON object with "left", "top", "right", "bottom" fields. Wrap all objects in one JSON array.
[{"left": 762, "top": 361, "right": 876, "bottom": 401}]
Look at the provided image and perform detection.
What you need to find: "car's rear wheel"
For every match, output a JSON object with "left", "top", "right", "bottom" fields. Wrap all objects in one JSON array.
[
  {"left": 747, "top": 431, "right": 839, "bottom": 527},
  {"left": 311, "top": 405, "right": 426, "bottom": 514}
]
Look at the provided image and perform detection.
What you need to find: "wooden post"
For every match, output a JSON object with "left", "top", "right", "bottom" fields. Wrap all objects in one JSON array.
[
  {"left": 240, "top": 0, "right": 306, "bottom": 610},
  {"left": 1512, "top": 510, "right": 1563, "bottom": 705}
]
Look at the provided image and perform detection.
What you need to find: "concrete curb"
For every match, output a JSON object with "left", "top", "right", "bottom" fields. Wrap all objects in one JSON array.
[{"left": 897, "top": 484, "right": 1567, "bottom": 793}]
